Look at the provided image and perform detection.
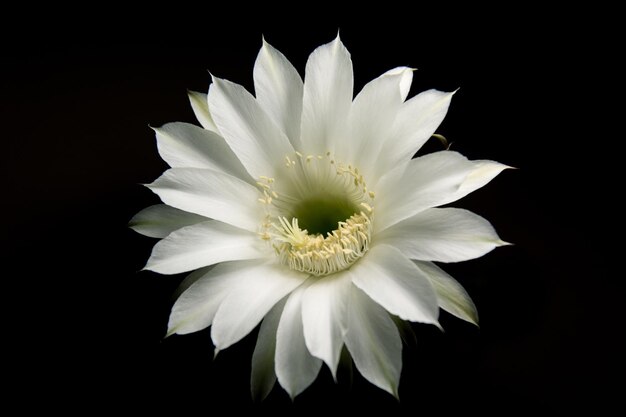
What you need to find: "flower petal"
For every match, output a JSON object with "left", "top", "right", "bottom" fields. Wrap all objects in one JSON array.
[
  {"left": 251, "top": 298, "right": 286, "bottom": 402},
  {"left": 167, "top": 260, "right": 261, "bottom": 336},
  {"left": 275, "top": 282, "right": 322, "bottom": 399},
  {"left": 129, "top": 204, "right": 207, "bottom": 238},
  {"left": 147, "top": 168, "right": 261, "bottom": 232},
  {"left": 415, "top": 261, "right": 479, "bottom": 325},
  {"left": 350, "top": 244, "right": 439, "bottom": 325},
  {"left": 453, "top": 160, "right": 512, "bottom": 201},
  {"left": 208, "top": 76, "right": 294, "bottom": 180},
  {"left": 344, "top": 285, "right": 402, "bottom": 398},
  {"left": 379, "top": 89, "right": 455, "bottom": 171},
  {"left": 172, "top": 265, "right": 214, "bottom": 300},
  {"left": 187, "top": 90, "right": 220, "bottom": 133},
  {"left": 344, "top": 70, "right": 405, "bottom": 176},
  {"left": 153, "top": 122, "right": 251, "bottom": 182},
  {"left": 301, "top": 270, "right": 351, "bottom": 379},
  {"left": 376, "top": 208, "right": 508, "bottom": 263},
  {"left": 211, "top": 263, "right": 307, "bottom": 350},
  {"left": 374, "top": 151, "right": 475, "bottom": 233},
  {"left": 382, "top": 66, "right": 414, "bottom": 102},
  {"left": 253, "top": 39, "right": 304, "bottom": 146},
  {"left": 144, "top": 220, "right": 265, "bottom": 275},
  {"left": 300, "top": 35, "right": 353, "bottom": 156}
]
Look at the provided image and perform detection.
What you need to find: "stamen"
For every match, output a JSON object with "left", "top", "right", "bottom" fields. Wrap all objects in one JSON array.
[
  {"left": 272, "top": 212, "right": 372, "bottom": 276},
  {"left": 256, "top": 151, "right": 376, "bottom": 276}
]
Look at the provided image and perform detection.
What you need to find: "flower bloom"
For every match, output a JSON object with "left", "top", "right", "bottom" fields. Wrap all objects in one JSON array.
[{"left": 131, "top": 36, "right": 509, "bottom": 400}]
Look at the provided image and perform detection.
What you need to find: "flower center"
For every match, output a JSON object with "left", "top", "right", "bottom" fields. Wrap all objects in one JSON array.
[
  {"left": 291, "top": 194, "right": 358, "bottom": 235},
  {"left": 257, "top": 152, "right": 374, "bottom": 276}
]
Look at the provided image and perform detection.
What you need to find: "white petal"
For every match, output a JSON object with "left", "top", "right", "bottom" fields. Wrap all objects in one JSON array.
[
  {"left": 144, "top": 220, "right": 266, "bottom": 275},
  {"left": 187, "top": 90, "right": 220, "bottom": 133},
  {"left": 250, "top": 298, "right": 286, "bottom": 402},
  {"left": 345, "top": 285, "right": 402, "bottom": 398},
  {"left": 453, "top": 160, "right": 512, "bottom": 201},
  {"left": 379, "top": 89, "right": 455, "bottom": 172},
  {"left": 415, "top": 261, "right": 479, "bottom": 325},
  {"left": 167, "top": 260, "right": 261, "bottom": 336},
  {"left": 253, "top": 39, "right": 304, "bottom": 146},
  {"left": 350, "top": 244, "right": 439, "bottom": 324},
  {"left": 154, "top": 122, "right": 251, "bottom": 182},
  {"left": 129, "top": 204, "right": 207, "bottom": 238},
  {"left": 382, "top": 66, "right": 414, "bottom": 101},
  {"left": 376, "top": 208, "right": 508, "bottom": 263},
  {"left": 211, "top": 264, "right": 307, "bottom": 350},
  {"left": 172, "top": 265, "right": 214, "bottom": 300},
  {"left": 301, "top": 270, "right": 351, "bottom": 379},
  {"left": 344, "top": 70, "right": 404, "bottom": 177},
  {"left": 275, "top": 282, "right": 322, "bottom": 399},
  {"left": 300, "top": 35, "right": 353, "bottom": 155},
  {"left": 208, "top": 76, "right": 294, "bottom": 180},
  {"left": 374, "top": 151, "right": 476, "bottom": 233},
  {"left": 147, "top": 168, "right": 261, "bottom": 232}
]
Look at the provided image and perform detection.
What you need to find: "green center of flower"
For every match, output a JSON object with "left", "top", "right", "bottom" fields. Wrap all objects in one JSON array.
[
  {"left": 291, "top": 194, "right": 360, "bottom": 236},
  {"left": 257, "top": 151, "right": 375, "bottom": 276}
]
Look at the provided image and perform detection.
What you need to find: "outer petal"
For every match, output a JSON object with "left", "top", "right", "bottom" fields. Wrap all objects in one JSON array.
[
  {"left": 208, "top": 76, "right": 294, "bottom": 180},
  {"left": 167, "top": 260, "right": 262, "bottom": 336},
  {"left": 344, "top": 70, "right": 405, "bottom": 176},
  {"left": 211, "top": 264, "right": 307, "bottom": 350},
  {"left": 147, "top": 168, "right": 261, "bottom": 232},
  {"left": 251, "top": 298, "right": 286, "bottom": 402},
  {"left": 129, "top": 204, "right": 207, "bottom": 238},
  {"left": 376, "top": 208, "right": 508, "bottom": 263},
  {"left": 172, "top": 266, "right": 214, "bottom": 300},
  {"left": 154, "top": 122, "right": 251, "bottom": 182},
  {"left": 415, "top": 261, "right": 479, "bottom": 325},
  {"left": 187, "top": 90, "right": 220, "bottom": 133},
  {"left": 301, "top": 270, "right": 351, "bottom": 379},
  {"left": 374, "top": 151, "right": 476, "bottom": 233},
  {"left": 299, "top": 35, "right": 353, "bottom": 155},
  {"left": 144, "top": 220, "right": 266, "bottom": 275},
  {"left": 344, "top": 286, "right": 402, "bottom": 398},
  {"left": 378, "top": 89, "right": 455, "bottom": 173},
  {"left": 453, "top": 160, "right": 512, "bottom": 201},
  {"left": 350, "top": 244, "right": 439, "bottom": 325},
  {"left": 276, "top": 282, "right": 322, "bottom": 399},
  {"left": 382, "top": 66, "right": 414, "bottom": 102},
  {"left": 253, "top": 39, "right": 304, "bottom": 145}
]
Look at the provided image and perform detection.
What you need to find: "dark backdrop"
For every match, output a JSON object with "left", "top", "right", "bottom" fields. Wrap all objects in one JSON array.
[{"left": 3, "top": 11, "right": 620, "bottom": 415}]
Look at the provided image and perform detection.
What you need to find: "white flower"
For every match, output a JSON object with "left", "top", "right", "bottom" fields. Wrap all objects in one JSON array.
[{"left": 130, "top": 35, "right": 510, "bottom": 400}]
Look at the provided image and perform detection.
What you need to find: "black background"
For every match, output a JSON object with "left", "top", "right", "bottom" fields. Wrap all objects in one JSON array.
[{"left": 3, "top": 10, "right": 621, "bottom": 415}]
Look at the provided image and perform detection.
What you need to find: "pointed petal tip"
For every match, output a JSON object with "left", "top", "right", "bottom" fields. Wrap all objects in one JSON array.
[
  {"left": 261, "top": 35, "right": 270, "bottom": 49},
  {"left": 392, "top": 387, "right": 400, "bottom": 402},
  {"left": 498, "top": 239, "right": 514, "bottom": 246},
  {"left": 434, "top": 321, "right": 444, "bottom": 332},
  {"left": 187, "top": 89, "right": 205, "bottom": 98},
  {"left": 213, "top": 348, "right": 220, "bottom": 360}
]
